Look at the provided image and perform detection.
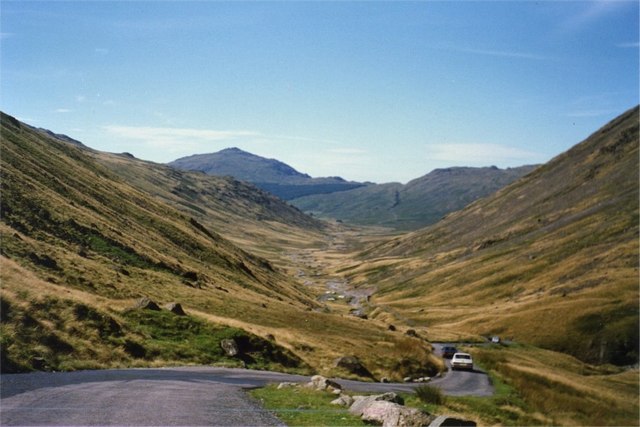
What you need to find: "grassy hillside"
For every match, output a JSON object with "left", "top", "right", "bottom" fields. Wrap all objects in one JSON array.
[
  {"left": 291, "top": 166, "right": 536, "bottom": 230},
  {"left": 0, "top": 112, "right": 440, "bottom": 378},
  {"left": 343, "top": 106, "right": 639, "bottom": 367}
]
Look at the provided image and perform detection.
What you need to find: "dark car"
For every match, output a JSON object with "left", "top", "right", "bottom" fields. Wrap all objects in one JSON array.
[{"left": 441, "top": 346, "right": 458, "bottom": 359}]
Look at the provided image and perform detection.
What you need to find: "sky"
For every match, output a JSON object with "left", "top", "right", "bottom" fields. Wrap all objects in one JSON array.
[{"left": 2, "top": 1, "right": 638, "bottom": 184}]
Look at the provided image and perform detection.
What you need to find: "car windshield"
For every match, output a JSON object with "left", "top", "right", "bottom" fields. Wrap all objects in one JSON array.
[{"left": 456, "top": 355, "right": 471, "bottom": 360}]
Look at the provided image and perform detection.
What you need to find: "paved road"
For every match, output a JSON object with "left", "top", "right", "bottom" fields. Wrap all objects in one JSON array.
[
  {"left": 1, "top": 360, "right": 493, "bottom": 426},
  {"left": 430, "top": 343, "right": 494, "bottom": 397}
]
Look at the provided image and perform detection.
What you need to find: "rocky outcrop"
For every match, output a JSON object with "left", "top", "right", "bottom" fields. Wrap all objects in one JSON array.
[
  {"left": 133, "top": 297, "right": 160, "bottom": 311},
  {"left": 334, "top": 356, "right": 373, "bottom": 378},
  {"left": 163, "top": 302, "right": 186, "bottom": 315}
]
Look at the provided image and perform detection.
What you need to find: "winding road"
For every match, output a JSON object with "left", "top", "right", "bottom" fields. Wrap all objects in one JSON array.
[{"left": 1, "top": 359, "right": 492, "bottom": 426}]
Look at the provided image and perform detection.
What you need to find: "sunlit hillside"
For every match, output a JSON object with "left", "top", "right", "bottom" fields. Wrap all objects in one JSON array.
[
  {"left": 344, "top": 106, "right": 639, "bottom": 367},
  {"left": 0, "top": 112, "right": 440, "bottom": 378}
]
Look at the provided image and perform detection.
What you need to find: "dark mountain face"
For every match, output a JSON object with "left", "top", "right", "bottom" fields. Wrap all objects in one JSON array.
[
  {"left": 291, "top": 165, "right": 538, "bottom": 230},
  {"left": 168, "top": 148, "right": 364, "bottom": 200}
]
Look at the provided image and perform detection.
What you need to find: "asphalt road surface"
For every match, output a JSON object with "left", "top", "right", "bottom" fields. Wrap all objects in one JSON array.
[{"left": 1, "top": 359, "right": 493, "bottom": 426}]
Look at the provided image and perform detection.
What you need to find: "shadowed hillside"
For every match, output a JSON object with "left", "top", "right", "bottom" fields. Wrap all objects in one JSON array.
[
  {"left": 291, "top": 165, "right": 537, "bottom": 230},
  {"left": 346, "top": 106, "right": 639, "bottom": 366}
]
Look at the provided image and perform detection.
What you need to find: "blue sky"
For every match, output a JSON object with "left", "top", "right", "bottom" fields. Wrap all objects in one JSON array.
[{"left": 2, "top": 1, "right": 638, "bottom": 183}]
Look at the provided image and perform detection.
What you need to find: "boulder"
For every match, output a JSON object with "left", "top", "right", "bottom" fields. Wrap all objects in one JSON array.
[
  {"left": 163, "top": 302, "right": 186, "bottom": 315},
  {"left": 428, "top": 415, "right": 477, "bottom": 427},
  {"left": 406, "top": 329, "right": 419, "bottom": 338},
  {"left": 361, "top": 400, "right": 434, "bottom": 427},
  {"left": 305, "top": 375, "right": 342, "bottom": 393},
  {"left": 349, "top": 392, "right": 404, "bottom": 416},
  {"left": 335, "top": 356, "right": 373, "bottom": 378},
  {"left": 134, "top": 297, "right": 160, "bottom": 311},
  {"left": 220, "top": 338, "right": 239, "bottom": 357}
]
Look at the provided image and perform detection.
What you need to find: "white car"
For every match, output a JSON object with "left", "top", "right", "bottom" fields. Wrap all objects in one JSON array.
[{"left": 451, "top": 352, "right": 474, "bottom": 371}]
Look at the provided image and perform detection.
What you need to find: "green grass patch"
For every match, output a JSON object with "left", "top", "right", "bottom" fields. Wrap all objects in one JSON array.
[
  {"left": 123, "top": 309, "right": 310, "bottom": 373},
  {"left": 249, "top": 384, "right": 366, "bottom": 426}
]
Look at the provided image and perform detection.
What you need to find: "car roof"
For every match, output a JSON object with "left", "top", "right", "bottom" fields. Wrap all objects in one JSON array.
[{"left": 452, "top": 352, "right": 471, "bottom": 357}]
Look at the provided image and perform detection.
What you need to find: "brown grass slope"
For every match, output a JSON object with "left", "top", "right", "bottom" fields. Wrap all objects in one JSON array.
[
  {"left": 351, "top": 106, "right": 639, "bottom": 366},
  {"left": 0, "top": 112, "right": 439, "bottom": 378},
  {"left": 89, "top": 149, "right": 328, "bottom": 267}
]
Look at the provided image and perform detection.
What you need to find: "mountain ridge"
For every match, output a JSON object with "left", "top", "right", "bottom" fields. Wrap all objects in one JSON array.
[
  {"left": 291, "top": 164, "right": 538, "bottom": 230},
  {"left": 168, "top": 148, "right": 364, "bottom": 200}
]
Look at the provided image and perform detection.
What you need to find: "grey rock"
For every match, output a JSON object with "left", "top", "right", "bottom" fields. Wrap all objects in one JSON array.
[{"left": 220, "top": 338, "right": 239, "bottom": 357}]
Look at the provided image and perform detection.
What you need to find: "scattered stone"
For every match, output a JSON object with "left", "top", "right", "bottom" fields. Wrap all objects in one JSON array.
[
  {"left": 428, "top": 415, "right": 477, "bottom": 427},
  {"left": 266, "top": 334, "right": 276, "bottom": 341},
  {"left": 380, "top": 377, "right": 390, "bottom": 383},
  {"left": 361, "top": 400, "right": 434, "bottom": 427},
  {"left": 163, "top": 302, "right": 186, "bottom": 315},
  {"left": 388, "top": 324, "right": 397, "bottom": 331},
  {"left": 406, "top": 329, "right": 419, "bottom": 338},
  {"left": 335, "top": 356, "right": 373, "bottom": 378},
  {"left": 331, "top": 394, "right": 354, "bottom": 407},
  {"left": 277, "top": 382, "right": 297, "bottom": 389},
  {"left": 220, "top": 338, "right": 239, "bottom": 357},
  {"left": 404, "top": 377, "right": 414, "bottom": 383},
  {"left": 133, "top": 297, "right": 160, "bottom": 311},
  {"left": 414, "top": 377, "right": 431, "bottom": 383},
  {"left": 349, "top": 393, "right": 404, "bottom": 417}
]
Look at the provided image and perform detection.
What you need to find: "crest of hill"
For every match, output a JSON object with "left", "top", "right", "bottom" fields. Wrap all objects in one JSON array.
[
  {"left": 351, "top": 106, "right": 639, "bottom": 366},
  {"left": 291, "top": 165, "right": 537, "bottom": 230},
  {"left": 168, "top": 148, "right": 365, "bottom": 200}
]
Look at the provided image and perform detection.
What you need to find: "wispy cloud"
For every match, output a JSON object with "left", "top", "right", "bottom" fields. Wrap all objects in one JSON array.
[
  {"left": 558, "top": 1, "right": 628, "bottom": 34},
  {"left": 425, "top": 143, "right": 543, "bottom": 166},
  {"left": 567, "top": 109, "right": 617, "bottom": 118},
  {"left": 104, "top": 125, "right": 260, "bottom": 147},
  {"left": 450, "top": 47, "right": 548, "bottom": 61},
  {"left": 617, "top": 41, "right": 640, "bottom": 48},
  {"left": 54, "top": 108, "right": 72, "bottom": 113},
  {"left": 328, "top": 148, "right": 368, "bottom": 155}
]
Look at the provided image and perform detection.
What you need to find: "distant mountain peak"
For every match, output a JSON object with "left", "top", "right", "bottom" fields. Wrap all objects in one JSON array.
[{"left": 168, "top": 148, "right": 364, "bottom": 200}]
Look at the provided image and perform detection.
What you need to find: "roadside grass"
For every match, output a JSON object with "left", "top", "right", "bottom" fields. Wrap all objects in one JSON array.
[
  {"left": 249, "top": 384, "right": 366, "bottom": 426},
  {"left": 401, "top": 371, "right": 545, "bottom": 426},
  {"left": 469, "top": 345, "right": 640, "bottom": 426}
]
